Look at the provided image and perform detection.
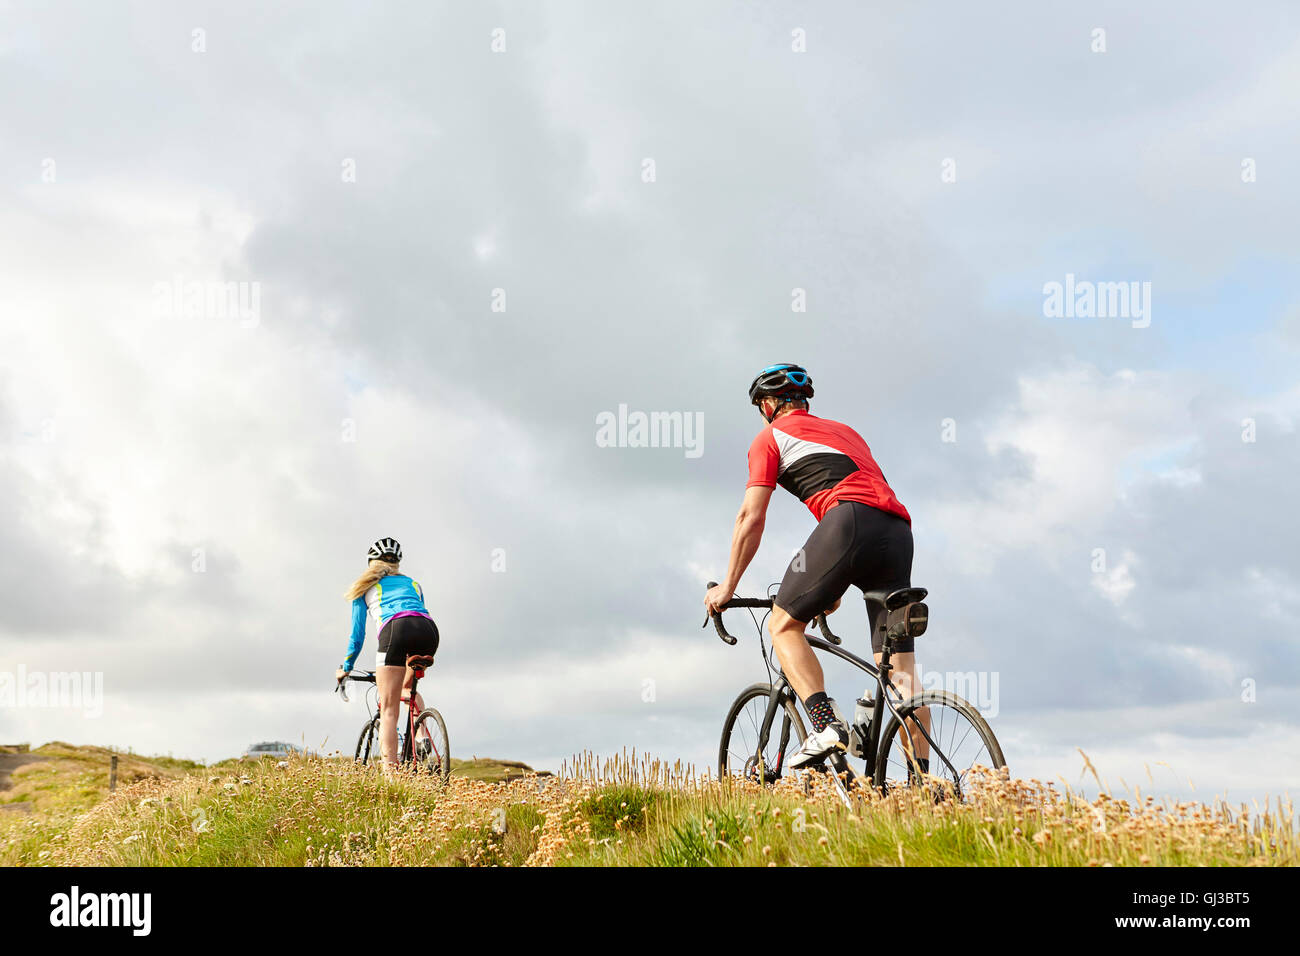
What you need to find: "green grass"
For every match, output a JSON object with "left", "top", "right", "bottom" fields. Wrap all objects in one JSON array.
[
  {"left": 576, "top": 783, "right": 657, "bottom": 842},
  {"left": 2, "top": 748, "right": 1294, "bottom": 867}
]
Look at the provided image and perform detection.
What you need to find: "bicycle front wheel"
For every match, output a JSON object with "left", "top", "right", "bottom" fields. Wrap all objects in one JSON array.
[
  {"left": 873, "top": 690, "right": 1005, "bottom": 799},
  {"left": 413, "top": 709, "right": 450, "bottom": 783},
  {"left": 718, "top": 683, "right": 807, "bottom": 785},
  {"left": 354, "top": 715, "right": 380, "bottom": 764}
]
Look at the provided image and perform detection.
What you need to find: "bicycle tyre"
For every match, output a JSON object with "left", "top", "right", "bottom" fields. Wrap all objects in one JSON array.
[
  {"left": 355, "top": 715, "right": 380, "bottom": 764},
  {"left": 413, "top": 708, "right": 451, "bottom": 783},
  {"left": 872, "top": 690, "right": 1005, "bottom": 797},
  {"left": 718, "top": 682, "right": 807, "bottom": 783}
]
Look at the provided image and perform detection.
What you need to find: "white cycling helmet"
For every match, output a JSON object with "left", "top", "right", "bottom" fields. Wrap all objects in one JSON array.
[{"left": 366, "top": 537, "right": 402, "bottom": 562}]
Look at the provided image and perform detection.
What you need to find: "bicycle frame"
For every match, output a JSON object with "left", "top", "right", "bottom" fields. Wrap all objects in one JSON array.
[{"left": 810, "top": 632, "right": 958, "bottom": 783}]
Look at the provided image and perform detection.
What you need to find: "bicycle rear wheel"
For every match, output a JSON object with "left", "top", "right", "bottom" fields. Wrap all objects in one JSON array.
[
  {"left": 354, "top": 715, "right": 380, "bottom": 764},
  {"left": 413, "top": 709, "right": 451, "bottom": 783},
  {"left": 873, "top": 690, "right": 1005, "bottom": 799},
  {"left": 718, "top": 683, "right": 807, "bottom": 784}
]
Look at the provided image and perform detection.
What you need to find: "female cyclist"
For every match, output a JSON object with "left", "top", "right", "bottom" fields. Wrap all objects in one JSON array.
[{"left": 334, "top": 537, "right": 441, "bottom": 768}]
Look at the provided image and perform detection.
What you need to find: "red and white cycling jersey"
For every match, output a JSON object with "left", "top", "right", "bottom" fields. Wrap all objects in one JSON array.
[{"left": 746, "top": 409, "right": 910, "bottom": 523}]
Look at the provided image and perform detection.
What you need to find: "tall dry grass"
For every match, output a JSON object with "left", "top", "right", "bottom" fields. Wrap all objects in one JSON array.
[{"left": 2, "top": 750, "right": 1293, "bottom": 867}]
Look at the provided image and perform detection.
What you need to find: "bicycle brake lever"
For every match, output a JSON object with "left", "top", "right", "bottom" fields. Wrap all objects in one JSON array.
[{"left": 814, "top": 614, "right": 843, "bottom": 646}]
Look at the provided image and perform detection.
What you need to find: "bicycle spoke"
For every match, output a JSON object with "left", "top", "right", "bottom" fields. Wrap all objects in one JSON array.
[
  {"left": 721, "top": 688, "right": 802, "bottom": 785},
  {"left": 880, "top": 695, "right": 998, "bottom": 801},
  {"left": 413, "top": 710, "right": 450, "bottom": 782}
]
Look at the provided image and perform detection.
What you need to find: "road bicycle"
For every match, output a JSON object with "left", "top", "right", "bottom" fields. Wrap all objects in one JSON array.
[
  {"left": 337, "top": 654, "right": 450, "bottom": 781},
  {"left": 706, "top": 581, "right": 1005, "bottom": 802}
]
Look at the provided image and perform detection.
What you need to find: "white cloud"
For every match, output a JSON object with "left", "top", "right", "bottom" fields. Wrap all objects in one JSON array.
[
  {"left": 1093, "top": 550, "right": 1138, "bottom": 606},
  {"left": 927, "top": 364, "right": 1196, "bottom": 573}
]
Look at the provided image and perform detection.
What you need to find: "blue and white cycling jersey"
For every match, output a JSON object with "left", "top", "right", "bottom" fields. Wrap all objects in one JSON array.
[{"left": 342, "top": 574, "right": 429, "bottom": 671}]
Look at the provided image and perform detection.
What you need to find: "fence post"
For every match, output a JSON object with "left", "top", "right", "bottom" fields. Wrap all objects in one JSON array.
[{"left": 109, "top": 754, "right": 118, "bottom": 792}]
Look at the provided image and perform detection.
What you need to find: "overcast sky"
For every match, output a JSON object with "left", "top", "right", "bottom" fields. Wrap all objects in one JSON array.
[{"left": 1, "top": 1, "right": 1297, "bottom": 805}]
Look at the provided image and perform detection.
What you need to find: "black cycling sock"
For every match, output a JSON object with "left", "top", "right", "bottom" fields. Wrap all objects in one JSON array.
[
  {"left": 912, "top": 757, "right": 930, "bottom": 776},
  {"left": 804, "top": 692, "right": 837, "bottom": 733}
]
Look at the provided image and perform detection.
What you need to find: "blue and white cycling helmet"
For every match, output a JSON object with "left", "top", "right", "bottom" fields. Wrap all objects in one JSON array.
[
  {"left": 748, "top": 363, "right": 814, "bottom": 406},
  {"left": 366, "top": 537, "right": 402, "bottom": 562}
]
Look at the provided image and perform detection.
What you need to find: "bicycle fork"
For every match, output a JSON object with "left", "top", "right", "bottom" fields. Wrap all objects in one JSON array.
[
  {"left": 754, "top": 679, "right": 796, "bottom": 783},
  {"left": 766, "top": 677, "right": 855, "bottom": 808}
]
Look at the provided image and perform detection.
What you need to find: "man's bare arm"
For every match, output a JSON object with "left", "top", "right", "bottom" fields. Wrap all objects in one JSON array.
[
  {"left": 706, "top": 486, "right": 774, "bottom": 612},
  {"left": 724, "top": 485, "right": 773, "bottom": 590}
]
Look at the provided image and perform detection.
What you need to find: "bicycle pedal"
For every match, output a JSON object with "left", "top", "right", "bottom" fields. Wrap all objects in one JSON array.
[{"left": 812, "top": 748, "right": 847, "bottom": 768}]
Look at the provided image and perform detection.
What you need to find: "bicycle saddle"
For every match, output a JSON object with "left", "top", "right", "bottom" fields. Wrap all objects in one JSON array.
[
  {"left": 405, "top": 655, "right": 435, "bottom": 671},
  {"left": 862, "top": 587, "right": 928, "bottom": 610}
]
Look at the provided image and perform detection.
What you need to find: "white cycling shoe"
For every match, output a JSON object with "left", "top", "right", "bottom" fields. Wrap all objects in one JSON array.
[{"left": 786, "top": 720, "right": 850, "bottom": 770}]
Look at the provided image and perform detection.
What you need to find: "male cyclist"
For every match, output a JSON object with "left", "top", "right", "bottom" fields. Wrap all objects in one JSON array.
[{"left": 705, "top": 364, "right": 924, "bottom": 771}]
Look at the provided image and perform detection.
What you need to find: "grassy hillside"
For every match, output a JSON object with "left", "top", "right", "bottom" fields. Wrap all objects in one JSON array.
[
  {"left": 2, "top": 748, "right": 1294, "bottom": 867},
  {"left": 450, "top": 757, "right": 548, "bottom": 783},
  {"left": 0, "top": 742, "right": 201, "bottom": 815},
  {"left": 0, "top": 742, "right": 544, "bottom": 865}
]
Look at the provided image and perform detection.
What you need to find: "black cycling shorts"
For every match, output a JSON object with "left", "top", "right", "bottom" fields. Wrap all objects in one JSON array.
[
  {"left": 376, "top": 614, "right": 440, "bottom": 668},
  {"left": 774, "top": 501, "right": 915, "bottom": 654}
]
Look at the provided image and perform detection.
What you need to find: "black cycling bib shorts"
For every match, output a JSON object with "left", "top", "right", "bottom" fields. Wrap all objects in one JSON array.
[
  {"left": 774, "top": 500, "right": 915, "bottom": 654},
  {"left": 376, "top": 614, "right": 440, "bottom": 668}
]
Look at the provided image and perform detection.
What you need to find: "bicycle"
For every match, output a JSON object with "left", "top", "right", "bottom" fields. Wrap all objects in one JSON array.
[
  {"left": 337, "top": 654, "right": 451, "bottom": 782},
  {"left": 706, "top": 581, "right": 1005, "bottom": 803}
]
